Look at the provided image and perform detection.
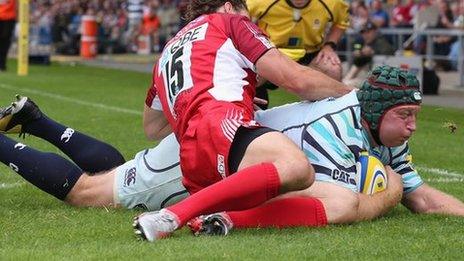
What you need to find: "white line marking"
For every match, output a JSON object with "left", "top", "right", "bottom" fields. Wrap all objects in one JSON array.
[
  {"left": 0, "top": 182, "right": 24, "bottom": 189},
  {"left": 424, "top": 178, "right": 464, "bottom": 183},
  {"left": 0, "top": 83, "right": 140, "bottom": 115},
  {"left": 416, "top": 166, "right": 464, "bottom": 178}
]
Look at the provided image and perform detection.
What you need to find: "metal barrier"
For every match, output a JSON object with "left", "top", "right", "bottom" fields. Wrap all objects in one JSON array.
[{"left": 341, "top": 28, "right": 464, "bottom": 87}]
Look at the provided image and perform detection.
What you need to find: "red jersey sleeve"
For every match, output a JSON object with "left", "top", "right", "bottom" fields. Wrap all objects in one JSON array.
[
  {"left": 145, "top": 66, "right": 158, "bottom": 108},
  {"left": 145, "top": 83, "right": 158, "bottom": 108},
  {"left": 145, "top": 65, "right": 163, "bottom": 111},
  {"left": 222, "top": 14, "right": 274, "bottom": 64}
]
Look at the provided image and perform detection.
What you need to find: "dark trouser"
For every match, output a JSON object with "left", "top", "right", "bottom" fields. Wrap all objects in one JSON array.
[{"left": 0, "top": 19, "right": 16, "bottom": 71}]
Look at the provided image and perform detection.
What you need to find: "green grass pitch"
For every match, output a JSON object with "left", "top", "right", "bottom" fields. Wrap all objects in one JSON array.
[{"left": 0, "top": 61, "right": 463, "bottom": 260}]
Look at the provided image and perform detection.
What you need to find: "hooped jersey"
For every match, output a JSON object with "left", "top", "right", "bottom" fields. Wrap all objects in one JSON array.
[
  {"left": 247, "top": 0, "right": 350, "bottom": 53},
  {"left": 255, "top": 91, "right": 423, "bottom": 194},
  {"left": 146, "top": 13, "right": 273, "bottom": 139}
]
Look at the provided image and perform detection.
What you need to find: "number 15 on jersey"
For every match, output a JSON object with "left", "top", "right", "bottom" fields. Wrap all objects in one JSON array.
[{"left": 158, "top": 23, "right": 209, "bottom": 115}]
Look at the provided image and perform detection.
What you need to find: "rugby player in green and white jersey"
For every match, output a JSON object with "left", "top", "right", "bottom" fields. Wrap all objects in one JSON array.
[{"left": 184, "top": 65, "right": 464, "bottom": 233}]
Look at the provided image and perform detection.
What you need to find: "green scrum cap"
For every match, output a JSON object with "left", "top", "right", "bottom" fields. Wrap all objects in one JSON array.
[{"left": 357, "top": 65, "right": 422, "bottom": 144}]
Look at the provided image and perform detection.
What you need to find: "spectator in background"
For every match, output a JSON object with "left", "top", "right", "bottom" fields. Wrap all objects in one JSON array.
[
  {"left": 68, "top": 5, "right": 83, "bottom": 38},
  {"left": 23, "top": 0, "right": 206, "bottom": 56},
  {"left": 448, "top": 0, "right": 464, "bottom": 70},
  {"left": 157, "top": 0, "right": 180, "bottom": 51},
  {"left": 369, "top": 0, "right": 390, "bottom": 28},
  {"left": 411, "top": 0, "right": 437, "bottom": 54},
  {"left": 370, "top": 0, "right": 389, "bottom": 28},
  {"left": 51, "top": 3, "right": 73, "bottom": 54},
  {"left": 351, "top": 0, "right": 370, "bottom": 31},
  {"left": 390, "top": 0, "right": 418, "bottom": 51},
  {"left": 433, "top": 0, "right": 456, "bottom": 70},
  {"left": 0, "top": 0, "right": 16, "bottom": 72},
  {"left": 125, "top": 0, "right": 144, "bottom": 52},
  {"left": 33, "top": 3, "right": 53, "bottom": 45},
  {"left": 343, "top": 21, "right": 395, "bottom": 87},
  {"left": 391, "top": 0, "right": 416, "bottom": 28},
  {"left": 141, "top": 5, "right": 160, "bottom": 53},
  {"left": 97, "top": 1, "right": 126, "bottom": 54}
]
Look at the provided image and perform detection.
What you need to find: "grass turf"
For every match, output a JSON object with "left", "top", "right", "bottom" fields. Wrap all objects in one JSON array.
[{"left": 0, "top": 61, "right": 463, "bottom": 260}]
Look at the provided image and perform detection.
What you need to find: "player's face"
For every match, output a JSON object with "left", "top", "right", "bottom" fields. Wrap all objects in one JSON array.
[
  {"left": 290, "top": 0, "right": 310, "bottom": 7},
  {"left": 379, "top": 105, "right": 421, "bottom": 147}
]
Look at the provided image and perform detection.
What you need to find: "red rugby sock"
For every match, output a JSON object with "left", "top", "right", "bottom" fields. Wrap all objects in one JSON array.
[
  {"left": 226, "top": 197, "right": 328, "bottom": 228},
  {"left": 167, "top": 163, "right": 280, "bottom": 226}
]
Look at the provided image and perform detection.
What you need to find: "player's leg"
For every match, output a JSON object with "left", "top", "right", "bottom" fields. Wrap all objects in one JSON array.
[
  {"left": 65, "top": 170, "right": 116, "bottom": 207},
  {"left": 0, "top": 133, "right": 83, "bottom": 201},
  {"left": 164, "top": 127, "right": 313, "bottom": 220},
  {"left": 188, "top": 183, "right": 359, "bottom": 236},
  {"left": 0, "top": 132, "right": 119, "bottom": 208},
  {"left": 0, "top": 95, "right": 125, "bottom": 172},
  {"left": 112, "top": 134, "right": 189, "bottom": 211},
  {"left": 66, "top": 136, "right": 189, "bottom": 208},
  {"left": 224, "top": 182, "right": 359, "bottom": 229},
  {"left": 0, "top": 132, "right": 187, "bottom": 208},
  {"left": 234, "top": 128, "right": 314, "bottom": 193},
  {"left": 134, "top": 119, "right": 314, "bottom": 241},
  {"left": 188, "top": 196, "right": 327, "bottom": 236},
  {"left": 0, "top": 20, "right": 16, "bottom": 71}
]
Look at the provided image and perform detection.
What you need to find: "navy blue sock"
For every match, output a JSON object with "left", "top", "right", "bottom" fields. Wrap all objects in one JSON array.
[
  {"left": 23, "top": 115, "right": 125, "bottom": 173},
  {"left": 0, "top": 134, "right": 82, "bottom": 200}
]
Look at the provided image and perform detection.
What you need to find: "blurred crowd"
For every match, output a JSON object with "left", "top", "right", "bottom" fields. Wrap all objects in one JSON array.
[
  {"left": 29, "top": 0, "right": 187, "bottom": 55},
  {"left": 27, "top": 0, "right": 464, "bottom": 64},
  {"left": 349, "top": 0, "right": 464, "bottom": 70}
]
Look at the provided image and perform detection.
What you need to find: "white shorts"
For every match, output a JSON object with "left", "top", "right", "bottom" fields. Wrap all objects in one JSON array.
[{"left": 114, "top": 134, "right": 188, "bottom": 211}]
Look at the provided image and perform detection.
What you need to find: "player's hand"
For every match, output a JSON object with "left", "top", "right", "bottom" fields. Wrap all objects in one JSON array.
[
  {"left": 385, "top": 166, "right": 403, "bottom": 199},
  {"left": 315, "top": 45, "right": 341, "bottom": 66},
  {"left": 253, "top": 97, "right": 268, "bottom": 111}
]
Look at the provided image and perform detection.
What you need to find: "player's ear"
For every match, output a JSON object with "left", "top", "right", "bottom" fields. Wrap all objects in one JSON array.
[{"left": 224, "top": 2, "right": 234, "bottom": 13}]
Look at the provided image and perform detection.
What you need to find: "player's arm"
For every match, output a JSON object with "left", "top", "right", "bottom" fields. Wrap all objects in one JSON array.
[
  {"left": 255, "top": 48, "right": 352, "bottom": 101},
  {"left": 227, "top": 15, "right": 352, "bottom": 101},
  {"left": 313, "top": 25, "right": 345, "bottom": 74},
  {"left": 355, "top": 166, "right": 403, "bottom": 222},
  {"left": 144, "top": 80, "right": 172, "bottom": 141},
  {"left": 402, "top": 184, "right": 464, "bottom": 217},
  {"left": 143, "top": 105, "right": 171, "bottom": 141},
  {"left": 314, "top": 0, "right": 349, "bottom": 66},
  {"left": 306, "top": 167, "right": 402, "bottom": 224},
  {"left": 324, "top": 26, "right": 345, "bottom": 47},
  {"left": 315, "top": 26, "right": 345, "bottom": 63}
]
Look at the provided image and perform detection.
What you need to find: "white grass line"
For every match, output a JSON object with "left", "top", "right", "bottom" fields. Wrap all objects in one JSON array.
[
  {"left": 424, "top": 178, "right": 464, "bottom": 183},
  {"left": 0, "top": 182, "right": 25, "bottom": 189},
  {"left": 416, "top": 166, "right": 464, "bottom": 178},
  {"left": 0, "top": 83, "right": 140, "bottom": 115}
]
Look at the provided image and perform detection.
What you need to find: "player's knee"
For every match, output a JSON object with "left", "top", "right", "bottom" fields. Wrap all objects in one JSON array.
[
  {"left": 292, "top": 160, "right": 315, "bottom": 190},
  {"left": 64, "top": 175, "right": 89, "bottom": 206},
  {"left": 277, "top": 151, "right": 315, "bottom": 190},
  {"left": 64, "top": 174, "right": 98, "bottom": 207}
]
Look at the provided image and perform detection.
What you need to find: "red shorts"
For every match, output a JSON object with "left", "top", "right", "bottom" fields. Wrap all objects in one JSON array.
[{"left": 179, "top": 102, "right": 257, "bottom": 194}]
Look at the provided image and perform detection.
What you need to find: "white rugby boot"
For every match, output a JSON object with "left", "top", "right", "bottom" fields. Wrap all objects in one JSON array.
[{"left": 133, "top": 209, "right": 179, "bottom": 242}]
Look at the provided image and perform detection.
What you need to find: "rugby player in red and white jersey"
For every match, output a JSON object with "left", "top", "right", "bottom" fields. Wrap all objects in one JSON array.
[{"left": 133, "top": 0, "right": 352, "bottom": 241}]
